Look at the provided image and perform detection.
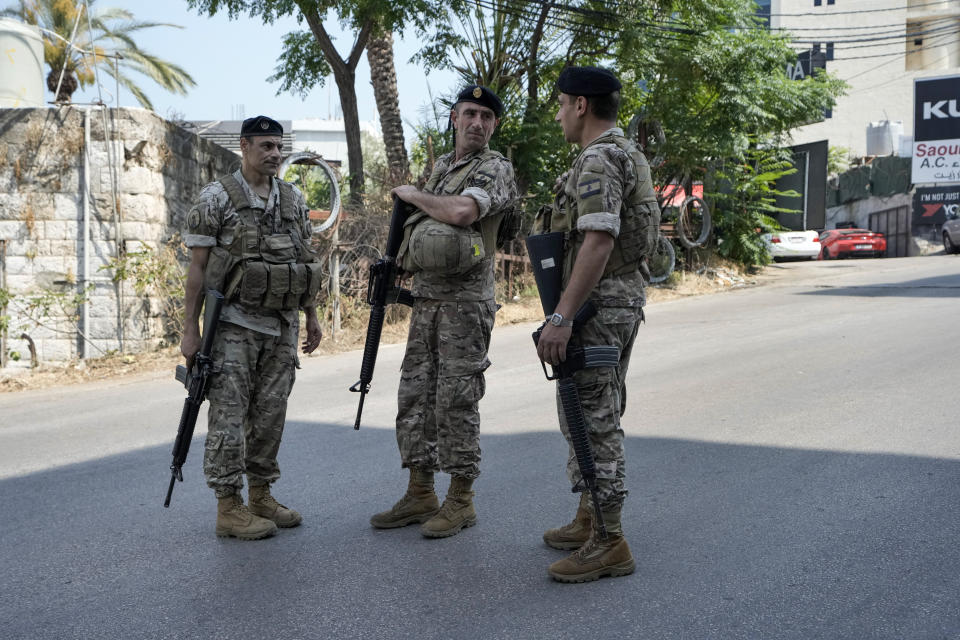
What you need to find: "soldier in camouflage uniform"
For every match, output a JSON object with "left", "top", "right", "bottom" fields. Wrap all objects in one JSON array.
[
  {"left": 181, "top": 116, "right": 323, "bottom": 540},
  {"left": 370, "top": 86, "right": 518, "bottom": 538},
  {"left": 534, "top": 67, "right": 660, "bottom": 581}
]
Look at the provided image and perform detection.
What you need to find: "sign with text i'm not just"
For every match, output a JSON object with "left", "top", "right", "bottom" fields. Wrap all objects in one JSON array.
[{"left": 913, "top": 74, "right": 960, "bottom": 184}]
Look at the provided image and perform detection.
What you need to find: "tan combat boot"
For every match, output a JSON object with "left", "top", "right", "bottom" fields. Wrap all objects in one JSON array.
[
  {"left": 420, "top": 475, "right": 477, "bottom": 538},
  {"left": 547, "top": 507, "right": 635, "bottom": 583},
  {"left": 370, "top": 468, "right": 441, "bottom": 529},
  {"left": 543, "top": 492, "right": 592, "bottom": 550},
  {"left": 248, "top": 483, "right": 303, "bottom": 528},
  {"left": 215, "top": 493, "right": 278, "bottom": 540}
]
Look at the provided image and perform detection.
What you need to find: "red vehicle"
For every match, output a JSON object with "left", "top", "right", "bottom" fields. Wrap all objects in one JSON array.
[{"left": 818, "top": 228, "right": 887, "bottom": 260}]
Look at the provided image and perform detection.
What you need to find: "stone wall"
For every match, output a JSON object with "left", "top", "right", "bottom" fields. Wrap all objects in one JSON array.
[{"left": 0, "top": 107, "right": 238, "bottom": 369}]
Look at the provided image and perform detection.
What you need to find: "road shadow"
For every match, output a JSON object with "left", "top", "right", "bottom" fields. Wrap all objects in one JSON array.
[
  {"left": 2, "top": 424, "right": 959, "bottom": 640},
  {"left": 800, "top": 273, "right": 960, "bottom": 298}
]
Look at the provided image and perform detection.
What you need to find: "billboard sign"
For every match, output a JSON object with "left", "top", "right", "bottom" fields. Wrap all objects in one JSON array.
[
  {"left": 912, "top": 186, "right": 960, "bottom": 225},
  {"left": 913, "top": 74, "right": 960, "bottom": 184}
]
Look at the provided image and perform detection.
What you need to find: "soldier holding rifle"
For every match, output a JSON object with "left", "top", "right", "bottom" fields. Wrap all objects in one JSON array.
[
  {"left": 534, "top": 67, "right": 660, "bottom": 582},
  {"left": 369, "top": 86, "right": 518, "bottom": 538},
  {"left": 180, "top": 116, "right": 323, "bottom": 540}
]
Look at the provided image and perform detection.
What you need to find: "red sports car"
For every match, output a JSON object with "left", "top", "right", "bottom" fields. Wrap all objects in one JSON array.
[{"left": 819, "top": 228, "right": 887, "bottom": 260}]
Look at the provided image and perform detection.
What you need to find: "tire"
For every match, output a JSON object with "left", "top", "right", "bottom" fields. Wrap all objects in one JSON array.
[
  {"left": 648, "top": 234, "right": 675, "bottom": 284},
  {"left": 677, "top": 196, "right": 712, "bottom": 249},
  {"left": 945, "top": 232, "right": 959, "bottom": 254},
  {"left": 820, "top": 247, "right": 830, "bottom": 260},
  {"left": 278, "top": 152, "right": 342, "bottom": 233}
]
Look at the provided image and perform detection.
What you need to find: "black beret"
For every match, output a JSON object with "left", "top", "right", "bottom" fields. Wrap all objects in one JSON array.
[
  {"left": 455, "top": 85, "right": 504, "bottom": 117},
  {"left": 557, "top": 66, "right": 622, "bottom": 97},
  {"left": 241, "top": 115, "right": 283, "bottom": 137}
]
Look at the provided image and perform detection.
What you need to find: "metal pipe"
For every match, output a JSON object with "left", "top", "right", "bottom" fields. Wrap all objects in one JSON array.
[{"left": 82, "top": 108, "right": 90, "bottom": 359}]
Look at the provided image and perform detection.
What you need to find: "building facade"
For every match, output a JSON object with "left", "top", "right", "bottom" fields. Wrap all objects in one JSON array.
[{"left": 771, "top": 0, "right": 960, "bottom": 156}]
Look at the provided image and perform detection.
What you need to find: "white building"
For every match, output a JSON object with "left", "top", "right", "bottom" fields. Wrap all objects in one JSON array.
[
  {"left": 764, "top": 0, "right": 960, "bottom": 156},
  {"left": 291, "top": 118, "right": 381, "bottom": 168}
]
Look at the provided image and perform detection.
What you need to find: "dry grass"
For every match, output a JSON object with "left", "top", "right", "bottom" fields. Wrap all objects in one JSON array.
[{"left": 0, "top": 261, "right": 757, "bottom": 393}]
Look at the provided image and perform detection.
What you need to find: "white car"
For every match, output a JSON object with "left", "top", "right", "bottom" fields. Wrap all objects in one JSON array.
[
  {"left": 944, "top": 209, "right": 960, "bottom": 254},
  {"left": 762, "top": 230, "right": 821, "bottom": 261}
]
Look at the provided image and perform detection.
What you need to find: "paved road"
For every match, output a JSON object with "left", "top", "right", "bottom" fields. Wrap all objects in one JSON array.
[{"left": 2, "top": 255, "right": 959, "bottom": 639}]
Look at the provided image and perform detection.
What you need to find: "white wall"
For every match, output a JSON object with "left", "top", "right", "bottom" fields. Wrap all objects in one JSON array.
[{"left": 776, "top": 0, "right": 960, "bottom": 156}]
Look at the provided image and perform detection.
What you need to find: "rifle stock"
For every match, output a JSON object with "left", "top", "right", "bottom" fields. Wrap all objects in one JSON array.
[
  {"left": 350, "top": 196, "right": 412, "bottom": 430},
  {"left": 164, "top": 289, "right": 224, "bottom": 508}
]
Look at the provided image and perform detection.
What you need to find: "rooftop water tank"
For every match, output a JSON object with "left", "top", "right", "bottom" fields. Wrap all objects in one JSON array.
[
  {"left": 866, "top": 120, "right": 904, "bottom": 156},
  {"left": 0, "top": 18, "right": 45, "bottom": 108}
]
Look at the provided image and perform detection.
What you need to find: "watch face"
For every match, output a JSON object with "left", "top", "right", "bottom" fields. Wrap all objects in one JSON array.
[{"left": 549, "top": 313, "right": 562, "bottom": 326}]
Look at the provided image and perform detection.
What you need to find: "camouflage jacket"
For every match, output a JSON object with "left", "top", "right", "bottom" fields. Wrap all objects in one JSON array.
[
  {"left": 547, "top": 128, "right": 657, "bottom": 308},
  {"left": 411, "top": 145, "right": 518, "bottom": 302},
  {"left": 183, "top": 169, "right": 312, "bottom": 335}
]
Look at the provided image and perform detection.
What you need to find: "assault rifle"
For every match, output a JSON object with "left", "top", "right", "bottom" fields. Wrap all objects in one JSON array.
[
  {"left": 350, "top": 196, "right": 414, "bottom": 430},
  {"left": 164, "top": 289, "right": 224, "bottom": 508},
  {"left": 527, "top": 232, "right": 619, "bottom": 539}
]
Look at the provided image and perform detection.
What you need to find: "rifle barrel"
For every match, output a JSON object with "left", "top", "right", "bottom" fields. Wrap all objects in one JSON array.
[{"left": 163, "top": 473, "right": 176, "bottom": 508}]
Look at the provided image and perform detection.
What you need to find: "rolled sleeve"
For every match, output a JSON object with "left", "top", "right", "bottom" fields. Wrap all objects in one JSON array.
[
  {"left": 466, "top": 158, "right": 517, "bottom": 221},
  {"left": 184, "top": 234, "right": 216, "bottom": 248},
  {"left": 183, "top": 184, "right": 226, "bottom": 247},
  {"left": 461, "top": 186, "right": 492, "bottom": 217},
  {"left": 577, "top": 212, "right": 621, "bottom": 236},
  {"left": 574, "top": 149, "right": 625, "bottom": 238}
]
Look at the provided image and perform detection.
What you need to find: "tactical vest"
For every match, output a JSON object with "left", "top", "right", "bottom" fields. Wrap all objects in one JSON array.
[
  {"left": 544, "top": 132, "right": 660, "bottom": 279},
  {"left": 203, "top": 174, "right": 323, "bottom": 310},
  {"left": 398, "top": 149, "right": 509, "bottom": 274}
]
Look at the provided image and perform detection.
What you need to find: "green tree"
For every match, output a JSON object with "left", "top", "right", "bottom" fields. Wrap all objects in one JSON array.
[
  {"left": 2, "top": 0, "right": 196, "bottom": 108},
  {"left": 415, "top": 0, "right": 846, "bottom": 266},
  {"left": 188, "top": 0, "right": 463, "bottom": 207}
]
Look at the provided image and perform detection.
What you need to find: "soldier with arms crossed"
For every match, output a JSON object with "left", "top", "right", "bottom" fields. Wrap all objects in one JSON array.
[
  {"left": 181, "top": 116, "right": 323, "bottom": 540},
  {"left": 535, "top": 67, "right": 660, "bottom": 582},
  {"left": 370, "top": 86, "right": 518, "bottom": 538}
]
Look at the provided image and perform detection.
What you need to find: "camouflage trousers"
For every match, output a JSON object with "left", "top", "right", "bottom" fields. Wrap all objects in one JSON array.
[
  {"left": 557, "top": 306, "right": 642, "bottom": 511},
  {"left": 203, "top": 321, "right": 297, "bottom": 497},
  {"left": 395, "top": 299, "right": 496, "bottom": 479}
]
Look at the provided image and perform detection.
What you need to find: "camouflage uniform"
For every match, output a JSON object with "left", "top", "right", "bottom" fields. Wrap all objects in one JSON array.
[
  {"left": 396, "top": 145, "right": 518, "bottom": 479},
  {"left": 543, "top": 127, "right": 658, "bottom": 510},
  {"left": 183, "top": 169, "right": 312, "bottom": 497}
]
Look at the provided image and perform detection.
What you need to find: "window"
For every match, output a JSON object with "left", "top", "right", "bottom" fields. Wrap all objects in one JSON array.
[
  {"left": 827, "top": 0, "right": 835, "bottom": 4},
  {"left": 814, "top": 0, "right": 822, "bottom": 5},
  {"left": 756, "top": 0, "right": 771, "bottom": 27},
  {"left": 826, "top": 42, "right": 834, "bottom": 60}
]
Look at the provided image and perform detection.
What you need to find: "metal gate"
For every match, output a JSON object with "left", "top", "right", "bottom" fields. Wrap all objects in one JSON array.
[{"left": 869, "top": 206, "right": 910, "bottom": 257}]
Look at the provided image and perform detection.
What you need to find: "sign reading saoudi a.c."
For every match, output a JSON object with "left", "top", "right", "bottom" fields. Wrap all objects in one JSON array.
[{"left": 913, "top": 74, "right": 960, "bottom": 184}]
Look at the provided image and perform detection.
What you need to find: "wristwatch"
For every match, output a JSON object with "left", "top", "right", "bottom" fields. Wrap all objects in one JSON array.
[{"left": 547, "top": 312, "right": 573, "bottom": 328}]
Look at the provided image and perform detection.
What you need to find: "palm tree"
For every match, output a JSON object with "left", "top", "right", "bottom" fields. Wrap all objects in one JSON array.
[
  {"left": 2, "top": 0, "right": 195, "bottom": 109},
  {"left": 366, "top": 30, "right": 409, "bottom": 187}
]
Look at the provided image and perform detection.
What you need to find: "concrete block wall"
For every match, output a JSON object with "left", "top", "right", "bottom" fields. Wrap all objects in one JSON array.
[{"left": 0, "top": 107, "right": 238, "bottom": 369}]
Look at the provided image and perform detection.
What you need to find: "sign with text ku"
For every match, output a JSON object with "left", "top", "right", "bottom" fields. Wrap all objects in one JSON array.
[{"left": 912, "top": 74, "right": 960, "bottom": 184}]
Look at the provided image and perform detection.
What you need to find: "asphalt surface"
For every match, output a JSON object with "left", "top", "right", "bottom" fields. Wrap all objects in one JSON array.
[{"left": 1, "top": 254, "right": 959, "bottom": 639}]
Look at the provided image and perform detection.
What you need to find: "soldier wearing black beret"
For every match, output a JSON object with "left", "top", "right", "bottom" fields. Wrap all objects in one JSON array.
[
  {"left": 534, "top": 66, "right": 661, "bottom": 582},
  {"left": 180, "top": 114, "right": 322, "bottom": 539},
  {"left": 240, "top": 115, "right": 284, "bottom": 138},
  {"left": 370, "top": 85, "right": 518, "bottom": 538}
]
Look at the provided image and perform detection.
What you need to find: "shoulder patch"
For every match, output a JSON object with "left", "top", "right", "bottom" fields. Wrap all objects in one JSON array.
[
  {"left": 578, "top": 177, "right": 603, "bottom": 199},
  {"left": 187, "top": 208, "right": 202, "bottom": 231}
]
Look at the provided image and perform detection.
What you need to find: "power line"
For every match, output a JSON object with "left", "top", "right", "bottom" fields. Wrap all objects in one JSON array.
[
  {"left": 785, "top": 18, "right": 959, "bottom": 44},
  {"left": 792, "top": 27, "right": 960, "bottom": 53},
  {"left": 769, "top": 0, "right": 958, "bottom": 18}
]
